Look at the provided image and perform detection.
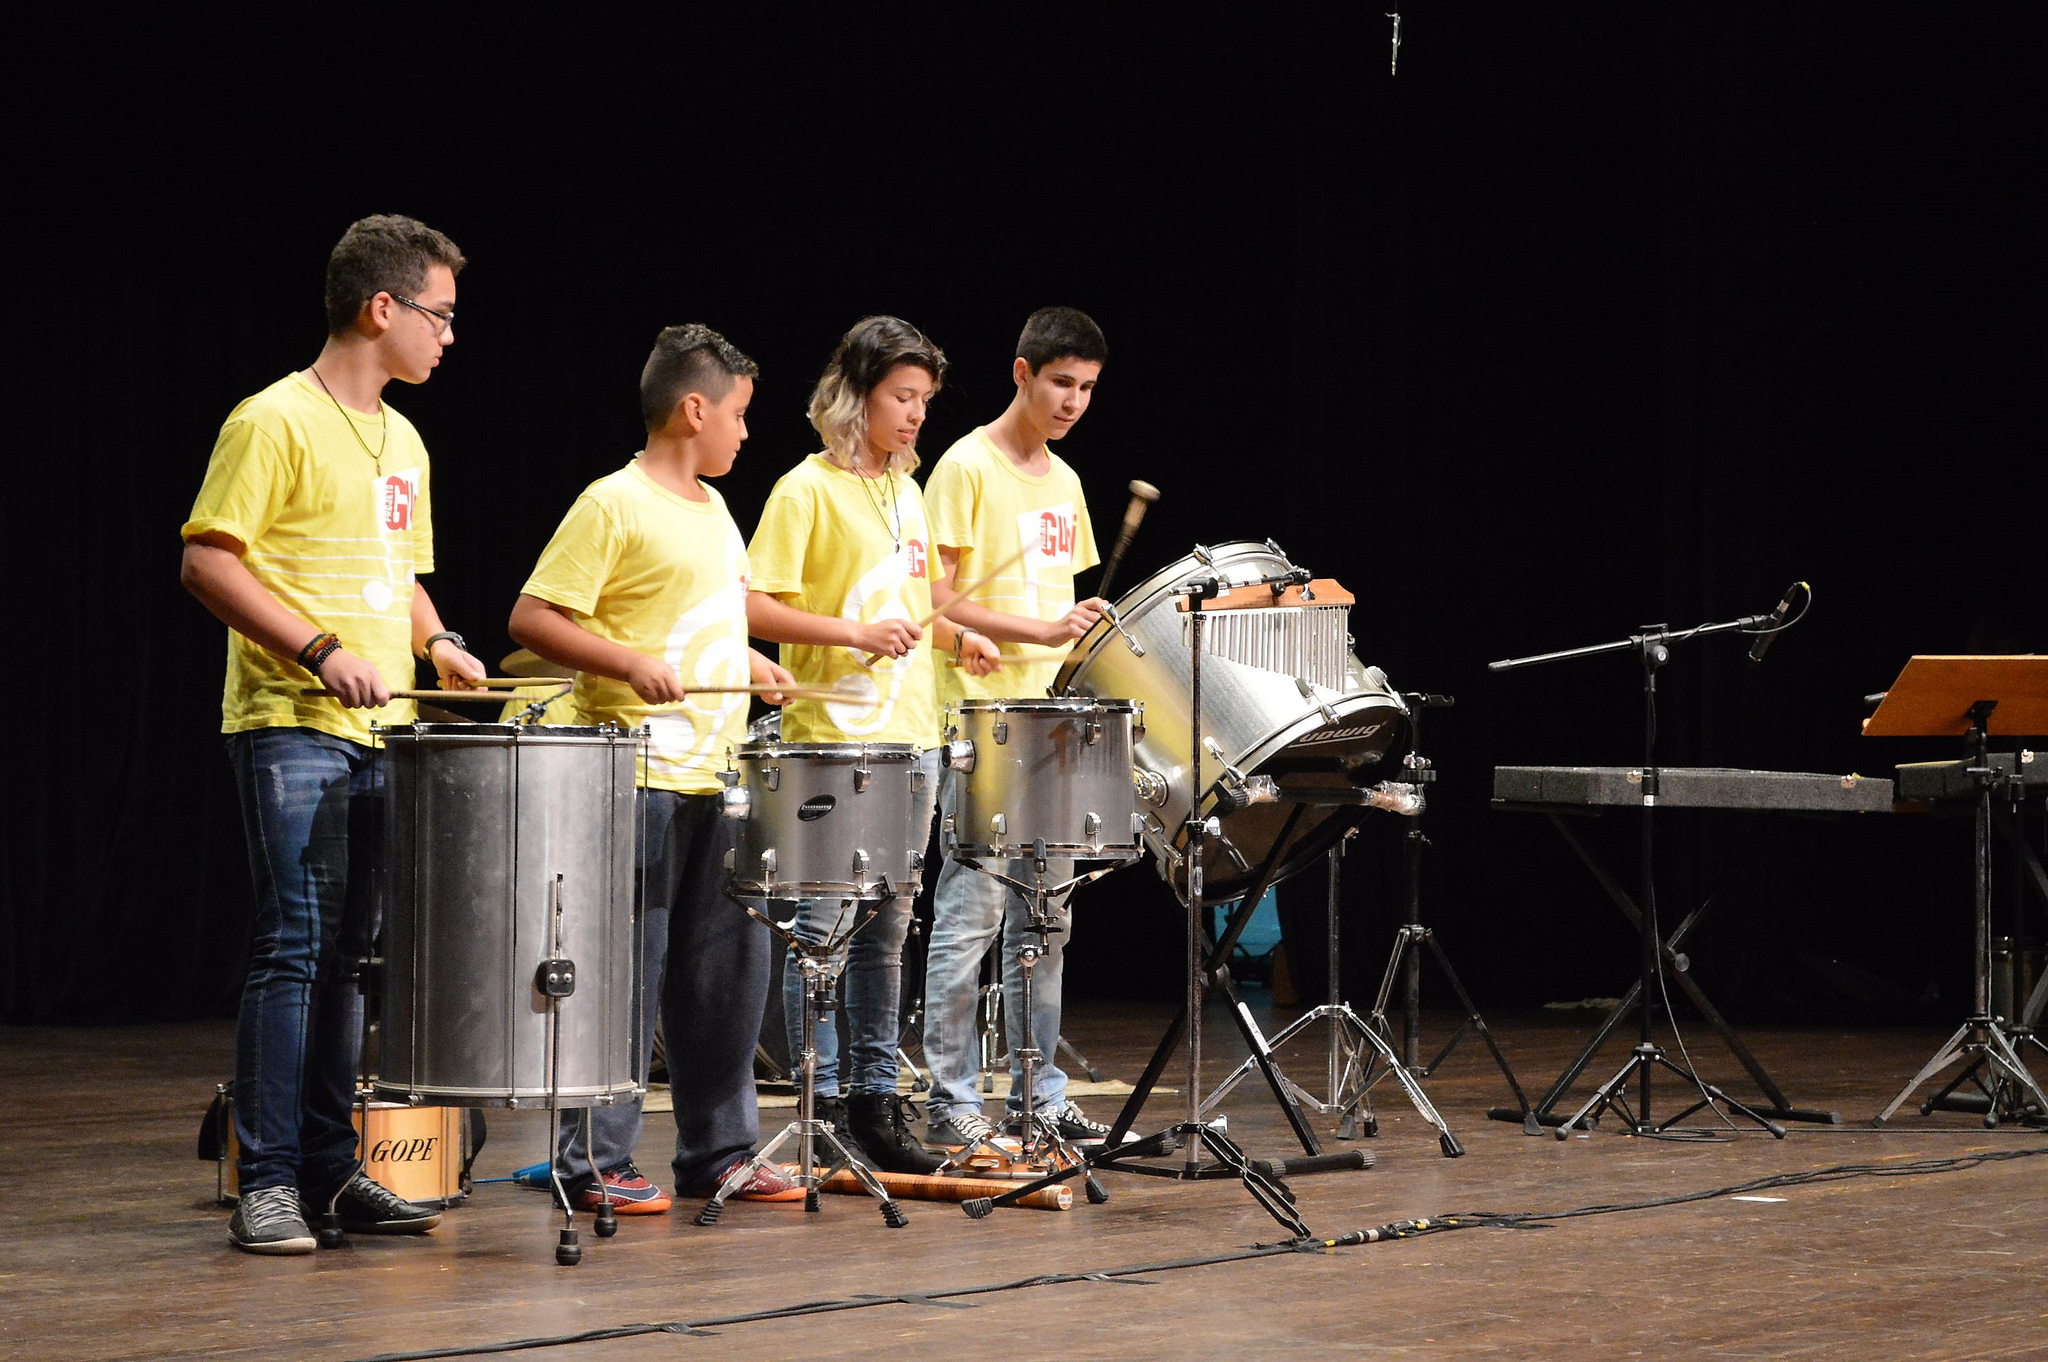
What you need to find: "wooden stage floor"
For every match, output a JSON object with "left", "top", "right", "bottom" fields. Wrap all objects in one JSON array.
[{"left": 3, "top": 1000, "right": 2043, "bottom": 1361}]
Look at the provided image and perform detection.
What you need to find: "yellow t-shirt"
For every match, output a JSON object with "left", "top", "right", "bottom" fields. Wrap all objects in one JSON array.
[
  {"left": 924, "top": 427, "right": 1100, "bottom": 703},
  {"left": 182, "top": 371, "right": 434, "bottom": 745},
  {"left": 748, "top": 453, "right": 941, "bottom": 747},
  {"left": 520, "top": 461, "right": 752, "bottom": 795}
]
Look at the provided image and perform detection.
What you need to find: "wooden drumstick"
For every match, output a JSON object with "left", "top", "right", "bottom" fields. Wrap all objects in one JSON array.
[
  {"left": 307, "top": 683, "right": 848, "bottom": 703},
  {"left": 1096, "top": 479, "right": 1160, "bottom": 601},
  {"left": 859, "top": 543, "right": 1036, "bottom": 666}
]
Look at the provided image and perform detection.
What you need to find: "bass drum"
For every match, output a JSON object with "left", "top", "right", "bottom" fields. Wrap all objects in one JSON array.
[{"left": 1056, "top": 540, "right": 1409, "bottom": 904}]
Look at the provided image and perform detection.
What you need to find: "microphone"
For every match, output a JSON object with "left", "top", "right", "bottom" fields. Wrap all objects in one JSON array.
[{"left": 1748, "top": 582, "right": 1806, "bottom": 664}]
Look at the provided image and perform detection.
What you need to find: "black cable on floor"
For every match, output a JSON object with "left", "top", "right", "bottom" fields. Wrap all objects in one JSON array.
[{"left": 347, "top": 1141, "right": 2048, "bottom": 1362}]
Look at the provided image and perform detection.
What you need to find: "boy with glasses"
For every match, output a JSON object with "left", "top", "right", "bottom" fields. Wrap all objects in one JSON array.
[{"left": 181, "top": 214, "right": 487, "bottom": 1254}]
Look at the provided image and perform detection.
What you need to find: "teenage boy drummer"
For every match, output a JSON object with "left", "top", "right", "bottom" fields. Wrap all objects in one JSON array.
[
  {"left": 508, "top": 324, "right": 803, "bottom": 1213},
  {"left": 918, "top": 308, "right": 1119, "bottom": 1151}
]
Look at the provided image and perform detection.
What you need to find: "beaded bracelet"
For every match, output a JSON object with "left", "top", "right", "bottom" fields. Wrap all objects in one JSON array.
[
  {"left": 296, "top": 631, "right": 340, "bottom": 670},
  {"left": 304, "top": 635, "right": 344, "bottom": 673}
]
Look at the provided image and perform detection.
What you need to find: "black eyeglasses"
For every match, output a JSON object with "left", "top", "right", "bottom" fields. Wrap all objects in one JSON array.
[{"left": 392, "top": 295, "right": 455, "bottom": 335}]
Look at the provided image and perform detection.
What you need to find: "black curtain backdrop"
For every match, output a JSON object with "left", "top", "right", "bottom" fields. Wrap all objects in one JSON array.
[{"left": 7, "top": 10, "right": 2041, "bottom": 1023}]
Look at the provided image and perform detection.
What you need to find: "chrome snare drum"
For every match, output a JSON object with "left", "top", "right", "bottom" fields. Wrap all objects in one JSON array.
[
  {"left": 376, "top": 724, "right": 641, "bottom": 1107},
  {"left": 943, "top": 698, "right": 1142, "bottom": 862},
  {"left": 721, "top": 742, "right": 926, "bottom": 899},
  {"left": 1055, "top": 540, "right": 1410, "bottom": 903}
]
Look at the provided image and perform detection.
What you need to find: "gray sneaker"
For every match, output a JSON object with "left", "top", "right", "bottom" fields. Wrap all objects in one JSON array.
[
  {"left": 926, "top": 1109, "right": 997, "bottom": 1150},
  {"left": 229, "top": 1185, "right": 316, "bottom": 1256}
]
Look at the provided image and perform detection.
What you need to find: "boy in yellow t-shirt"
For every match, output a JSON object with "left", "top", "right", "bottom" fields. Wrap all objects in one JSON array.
[
  {"left": 746, "top": 316, "right": 997, "bottom": 1175},
  {"left": 182, "top": 215, "right": 487, "bottom": 1255},
  {"left": 919, "top": 308, "right": 1121, "bottom": 1152},
  {"left": 509, "top": 324, "right": 801, "bottom": 1212}
]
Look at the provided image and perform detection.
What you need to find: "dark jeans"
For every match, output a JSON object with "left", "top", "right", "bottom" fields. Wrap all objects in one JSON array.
[
  {"left": 226, "top": 727, "right": 381, "bottom": 1199},
  {"left": 557, "top": 789, "right": 768, "bottom": 1192}
]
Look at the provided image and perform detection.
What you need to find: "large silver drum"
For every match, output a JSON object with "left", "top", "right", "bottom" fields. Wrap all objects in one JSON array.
[
  {"left": 1055, "top": 540, "right": 1410, "bottom": 903},
  {"left": 943, "top": 698, "right": 1142, "bottom": 861},
  {"left": 722, "top": 742, "right": 926, "bottom": 899},
  {"left": 376, "top": 724, "right": 640, "bottom": 1107}
]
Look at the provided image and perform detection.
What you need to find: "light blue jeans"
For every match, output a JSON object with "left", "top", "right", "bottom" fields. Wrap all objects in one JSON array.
[
  {"left": 921, "top": 766, "right": 1071, "bottom": 1122},
  {"left": 779, "top": 748, "right": 940, "bottom": 1098}
]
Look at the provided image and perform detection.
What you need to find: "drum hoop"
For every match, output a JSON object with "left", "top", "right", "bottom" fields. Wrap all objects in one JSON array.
[
  {"left": 734, "top": 741, "right": 920, "bottom": 761},
  {"left": 1192, "top": 689, "right": 1407, "bottom": 803},
  {"left": 380, "top": 723, "right": 636, "bottom": 743},
  {"left": 948, "top": 697, "right": 1139, "bottom": 715}
]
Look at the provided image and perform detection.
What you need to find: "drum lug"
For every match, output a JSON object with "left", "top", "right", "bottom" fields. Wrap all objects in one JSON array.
[
  {"left": 1295, "top": 675, "right": 1340, "bottom": 727},
  {"left": 992, "top": 719, "right": 1009, "bottom": 745},
  {"left": 1084, "top": 812, "right": 1102, "bottom": 838},
  {"left": 851, "top": 848, "right": 871, "bottom": 882},
  {"left": 854, "top": 765, "right": 873, "bottom": 794},
  {"left": 762, "top": 765, "right": 781, "bottom": 793},
  {"left": 1084, "top": 715, "right": 1103, "bottom": 746},
  {"left": 759, "top": 848, "right": 778, "bottom": 882},
  {"left": 990, "top": 813, "right": 1008, "bottom": 838},
  {"left": 534, "top": 958, "right": 577, "bottom": 999}
]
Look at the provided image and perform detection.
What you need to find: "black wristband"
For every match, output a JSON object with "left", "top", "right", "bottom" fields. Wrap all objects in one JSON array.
[
  {"left": 421, "top": 630, "right": 466, "bottom": 662},
  {"left": 305, "top": 636, "right": 344, "bottom": 673}
]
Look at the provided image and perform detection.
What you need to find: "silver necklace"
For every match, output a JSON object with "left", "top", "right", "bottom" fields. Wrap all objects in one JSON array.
[
  {"left": 855, "top": 462, "right": 902, "bottom": 552},
  {"left": 309, "top": 367, "right": 388, "bottom": 476}
]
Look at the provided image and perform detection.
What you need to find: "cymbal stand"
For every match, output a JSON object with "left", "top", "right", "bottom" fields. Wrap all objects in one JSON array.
[
  {"left": 1493, "top": 618, "right": 1789, "bottom": 1140},
  {"left": 697, "top": 890, "right": 910, "bottom": 1227},
  {"left": 962, "top": 576, "right": 1338, "bottom": 1236},
  {"left": 1359, "top": 694, "right": 1530, "bottom": 1134},
  {"left": 1876, "top": 703, "right": 2048, "bottom": 1126},
  {"left": 942, "top": 846, "right": 1118, "bottom": 1205}
]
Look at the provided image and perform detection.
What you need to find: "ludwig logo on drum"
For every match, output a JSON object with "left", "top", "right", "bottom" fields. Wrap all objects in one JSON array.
[
  {"left": 1292, "top": 721, "right": 1387, "bottom": 747},
  {"left": 797, "top": 795, "right": 836, "bottom": 822}
]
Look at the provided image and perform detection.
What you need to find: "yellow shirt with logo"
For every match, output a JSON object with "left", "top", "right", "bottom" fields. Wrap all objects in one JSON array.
[
  {"left": 924, "top": 427, "right": 1100, "bottom": 703},
  {"left": 748, "top": 453, "right": 941, "bottom": 747},
  {"left": 520, "top": 461, "right": 753, "bottom": 795},
  {"left": 182, "top": 371, "right": 434, "bottom": 745}
]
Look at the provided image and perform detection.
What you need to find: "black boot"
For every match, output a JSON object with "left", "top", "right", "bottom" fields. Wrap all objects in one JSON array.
[
  {"left": 848, "top": 1094, "right": 945, "bottom": 1174},
  {"left": 813, "top": 1096, "right": 851, "bottom": 1142}
]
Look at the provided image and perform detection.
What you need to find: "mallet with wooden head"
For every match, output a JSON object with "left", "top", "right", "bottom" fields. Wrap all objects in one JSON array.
[{"left": 1096, "top": 479, "right": 1160, "bottom": 601}]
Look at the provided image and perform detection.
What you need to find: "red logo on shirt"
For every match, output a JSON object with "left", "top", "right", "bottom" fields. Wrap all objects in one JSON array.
[
  {"left": 1038, "top": 511, "right": 1075, "bottom": 559},
  {"left": 382, "top": 476, "right": 415, "bottom": 531},
  {"left": 906, "top": 538, "right": 928, "bottom": 579}
]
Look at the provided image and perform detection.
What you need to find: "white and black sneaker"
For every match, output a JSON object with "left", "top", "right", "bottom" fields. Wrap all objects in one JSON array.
[
  {"left": 306, "top": 1172, "right": 441, "bottom": 1235},
  {"left": 229, "top": 1185, "right": 316, "bottom": 1256},
  {"left": 925, "top": 1109, "right": 998, "bottom": 1151},
  {"left": 1005, "top": 1100, "right": 1134, "bottom": 1147}
]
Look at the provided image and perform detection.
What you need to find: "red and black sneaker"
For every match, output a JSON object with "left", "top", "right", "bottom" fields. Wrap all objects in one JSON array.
[{"left": 572, "top": 1162, "right": 671, "bottom": 1215}]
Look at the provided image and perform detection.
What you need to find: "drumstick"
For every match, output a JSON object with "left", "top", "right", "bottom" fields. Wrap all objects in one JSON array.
[
  {"left": 1095, "top": 479, "right": 1160, "bottom": 601},
  {"left": 860, "top": 543, "right": 1036, "bottom": 666},
  {"left": 914, "top": 542, "right": 1034, "bottom": 631},
  {"left": 308, "top": 683, "right": 848, "bottom": 703}
]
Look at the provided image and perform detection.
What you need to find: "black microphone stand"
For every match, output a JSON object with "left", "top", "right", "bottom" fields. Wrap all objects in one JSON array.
[{"left": 1491, "top": 614, "right": 1787, "bottom": 1140}]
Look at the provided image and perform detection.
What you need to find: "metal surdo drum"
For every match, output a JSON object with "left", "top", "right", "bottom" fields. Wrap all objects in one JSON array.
[
  {"left": 1055, "top": 540, "right": 1411, "bottom": 903},
  {"left": 376, "top": 724, "right": 640, "bottom": 1107},
  {"left": 721, "top": 742, "right": 926, "bottom": 899},
  {"left": 942, "top": 698, "right": 1142, "bottom": 862}
]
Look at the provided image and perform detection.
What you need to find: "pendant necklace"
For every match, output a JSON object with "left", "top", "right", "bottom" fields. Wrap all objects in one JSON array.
[
  {"left": 856, "top": 458, "right": 902, "bottom": 553},
  {"left": 309, "top": 366, "right": 388, "bottom": 477}
]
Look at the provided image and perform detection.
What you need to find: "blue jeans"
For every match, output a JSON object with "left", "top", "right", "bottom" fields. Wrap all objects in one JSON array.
[
  {"left": 780, "top": 748, "right": 940, "bottom": 1098},
  {"left": 921, "top": 766, "right": 1071, "bottom": 1121},
  {"left": 226, "top": 727, "right": 382, "bottom": 1199},
  {"left": 556, "top": 789, "right": 767, "bottom": 1192}
]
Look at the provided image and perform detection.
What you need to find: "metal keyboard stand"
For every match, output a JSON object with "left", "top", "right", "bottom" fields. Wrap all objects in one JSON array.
[{"left": 1491, "top": 619, "right": 1794, "bottom": 1141}]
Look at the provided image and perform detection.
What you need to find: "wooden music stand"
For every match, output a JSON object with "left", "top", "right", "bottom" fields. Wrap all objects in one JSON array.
[{"left": 1866, "top": 656, "right": 2048, "bottom": 1126}]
